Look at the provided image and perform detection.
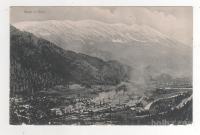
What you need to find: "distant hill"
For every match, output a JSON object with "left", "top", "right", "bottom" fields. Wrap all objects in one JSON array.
[{"left": 10, "top": 25, "right": 130, "bottom": 96}]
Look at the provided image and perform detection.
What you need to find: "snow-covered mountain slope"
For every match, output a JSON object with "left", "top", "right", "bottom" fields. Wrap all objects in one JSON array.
[
  {"left": 14, "top": 20, "right": 168, "bottom": 43},
  {"left": 13, "top": 20, "right": 192, "bottom": 83}
]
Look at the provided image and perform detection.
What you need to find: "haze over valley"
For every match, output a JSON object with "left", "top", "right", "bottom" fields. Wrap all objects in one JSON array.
[{"left": 10, "top": 7, "right": 192, "bottom": 125}]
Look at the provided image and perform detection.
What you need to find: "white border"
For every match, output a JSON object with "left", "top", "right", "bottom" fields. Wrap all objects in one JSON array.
[{"left": 1, "top": 0, "right": 200, "bottom": 135}]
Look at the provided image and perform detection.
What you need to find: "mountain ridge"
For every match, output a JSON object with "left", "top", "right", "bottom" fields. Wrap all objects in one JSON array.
[
  {"left": 13, "top": 20, "right": 192, "bottom": 83},
  {"left": 10, "top": 25, "right": 130, "bottom": 95},
  {"left": 13, "top": 19, "right": 179, "bottom": 45}
]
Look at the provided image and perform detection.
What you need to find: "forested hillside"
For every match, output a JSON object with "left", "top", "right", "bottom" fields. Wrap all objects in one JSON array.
[{"left": 10, "top": 25, "right": 130, "bottom": 96}]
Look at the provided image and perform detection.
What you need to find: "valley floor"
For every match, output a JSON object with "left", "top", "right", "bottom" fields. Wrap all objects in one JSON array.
[{"left": 9, "top": 84, "right": 192, "bottom": 125}]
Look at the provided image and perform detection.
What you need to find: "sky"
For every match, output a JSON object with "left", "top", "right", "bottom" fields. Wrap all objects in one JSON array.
[{"left": 10, "top": 6, "right": 192, "bottom": 45}]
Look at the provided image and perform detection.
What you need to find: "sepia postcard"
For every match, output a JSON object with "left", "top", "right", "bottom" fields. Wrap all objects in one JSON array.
[{"left": 9, "top": 6, "right": 193, "bottom": 125}]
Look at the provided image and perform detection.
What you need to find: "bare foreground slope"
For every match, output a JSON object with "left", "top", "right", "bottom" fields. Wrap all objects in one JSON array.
[{"left": 10, "top": 25, "right": 192, "bottom": 125}]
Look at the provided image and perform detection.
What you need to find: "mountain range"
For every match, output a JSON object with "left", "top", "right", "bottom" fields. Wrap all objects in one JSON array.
[{"left": 13, "top": 20, "right": 192, "bottom": 84}]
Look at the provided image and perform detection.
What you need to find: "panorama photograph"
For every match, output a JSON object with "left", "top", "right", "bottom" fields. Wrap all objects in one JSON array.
[{"left": 10, "top": 6, "right": 192, "bottom": 125}]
